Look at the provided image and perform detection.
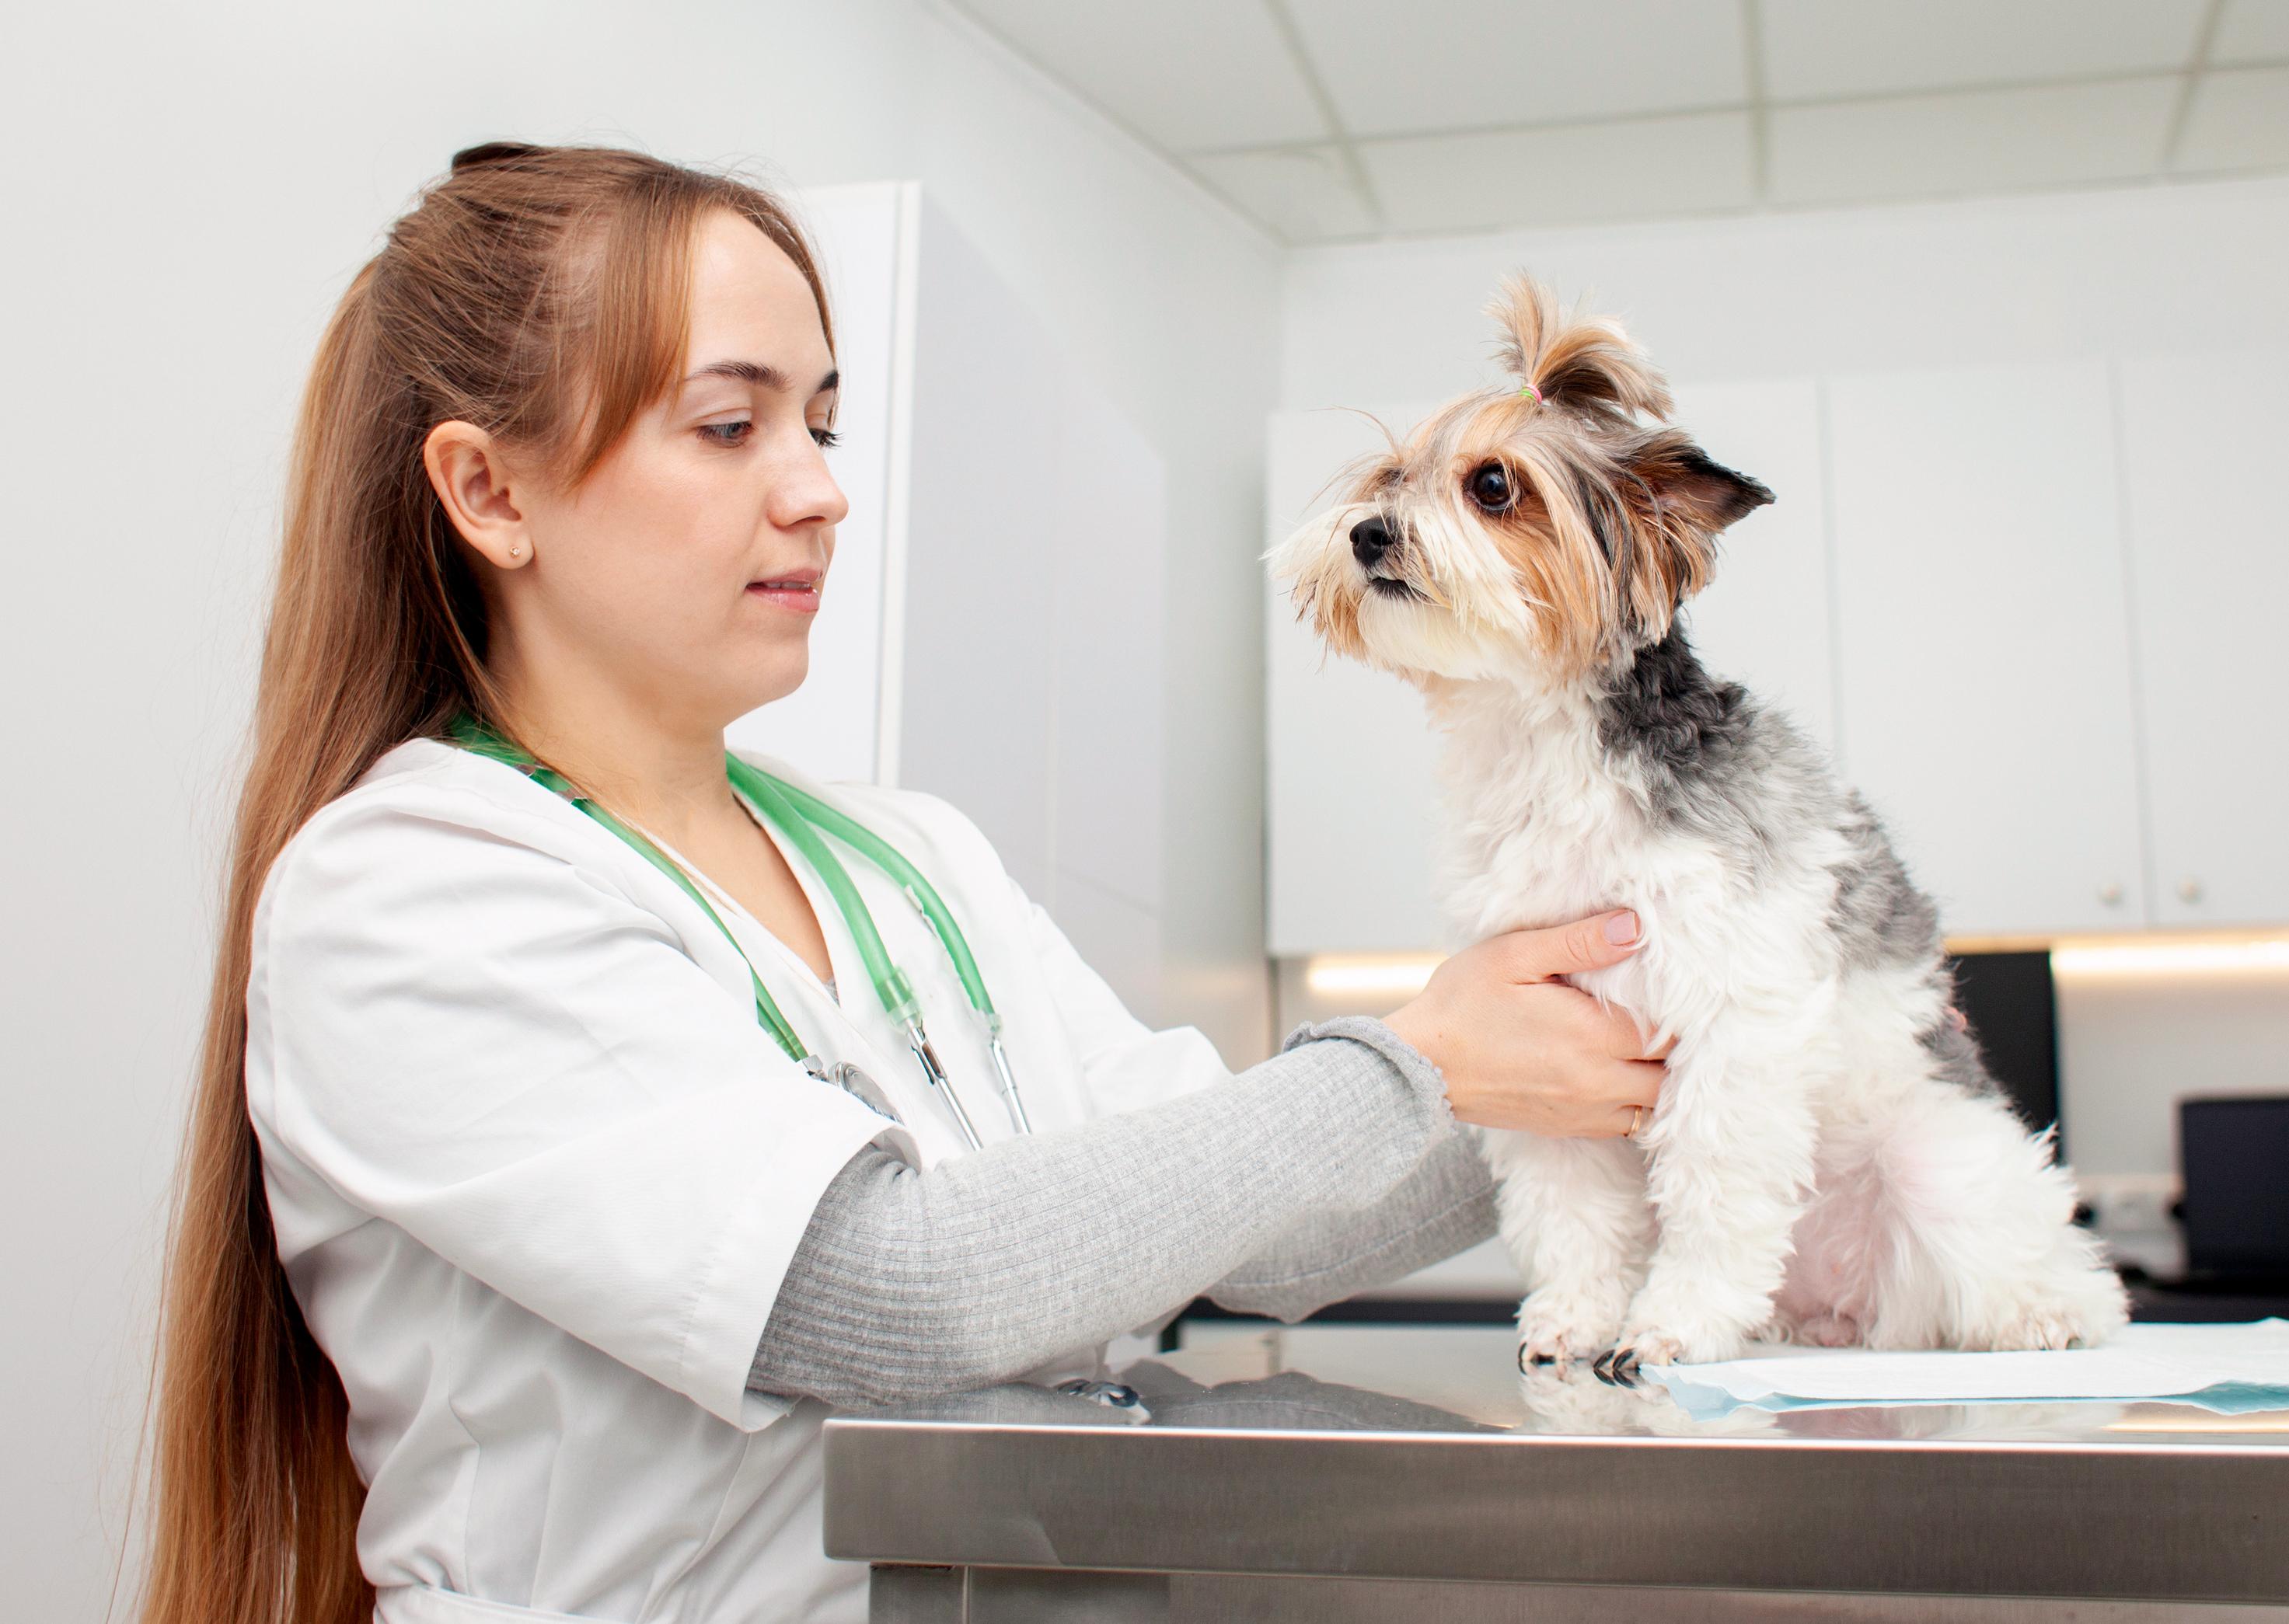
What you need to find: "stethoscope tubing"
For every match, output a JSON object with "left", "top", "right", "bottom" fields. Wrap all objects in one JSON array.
[{"left": 449, "top": 718, "right": 1027, "bottom": 1146}]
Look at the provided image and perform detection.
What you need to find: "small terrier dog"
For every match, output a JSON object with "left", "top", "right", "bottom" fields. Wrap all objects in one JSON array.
[{"left": 1272, "top": 277, "right": 2128, "bottom": 1378}]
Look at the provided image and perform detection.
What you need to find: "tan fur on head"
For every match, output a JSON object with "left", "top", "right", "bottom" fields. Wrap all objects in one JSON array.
[
  {"left": 1490, "top": 275, "right": 1673, "bottom": 426},
  {"left": 1268, "top": 273, "right": 1772, "bottom": 690}
]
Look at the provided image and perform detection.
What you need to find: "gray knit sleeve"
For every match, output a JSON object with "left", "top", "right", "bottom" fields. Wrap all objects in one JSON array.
[
  {"left": 1204, "top": 1128, "right": 1496, "bottom": 1323},
  {"left": 748, "top": 1019, "right": 1454, "bottom": 1407},
  {"left": 1202, "top": 1017, "right": 1496, "bottom": 1322}
]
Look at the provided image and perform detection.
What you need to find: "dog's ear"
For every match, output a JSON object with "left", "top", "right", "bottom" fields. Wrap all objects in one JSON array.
[
  {"left": 1633, "top": 439, "right": 1774, "bottom": 537},
  {"left": 1488, "top": 274, "right": 1672, "bottom": 423},
  {"left": 1608, "top": 433, "right": 1774, "bottom": 633}
]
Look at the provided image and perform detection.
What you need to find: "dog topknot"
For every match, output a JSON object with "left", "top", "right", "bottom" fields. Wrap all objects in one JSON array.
[{"left": 1488, "top": 275, "right": 1674, "bottom": 427}]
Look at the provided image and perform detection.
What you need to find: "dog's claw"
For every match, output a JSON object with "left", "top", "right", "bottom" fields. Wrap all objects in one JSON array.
[
  {"left": 1593, "top": 1347, "right": 1642, "bottom": 1387},
  {"left": 1520, "top": 1347, "right": 1557, "bottom": 1371}
]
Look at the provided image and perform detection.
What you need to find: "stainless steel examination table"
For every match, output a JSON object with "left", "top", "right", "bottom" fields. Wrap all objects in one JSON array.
[{"left": 822, "top": 1324, "right": 2289, "bottom": 1622}]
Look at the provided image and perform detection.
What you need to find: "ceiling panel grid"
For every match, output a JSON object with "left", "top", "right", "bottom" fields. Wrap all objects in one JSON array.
[{"left": 944, "top": 0, "right": 2289, "bottom": 245}]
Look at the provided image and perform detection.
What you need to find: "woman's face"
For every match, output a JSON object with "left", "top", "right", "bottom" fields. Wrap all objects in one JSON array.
[{"left": 488, "top": 210, "right": 847, "bottom": 733}]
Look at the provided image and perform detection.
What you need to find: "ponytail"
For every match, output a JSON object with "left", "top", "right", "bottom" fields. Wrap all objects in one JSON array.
[{"left": 141, "top": 143, "right": 832, "bottom": 1624}]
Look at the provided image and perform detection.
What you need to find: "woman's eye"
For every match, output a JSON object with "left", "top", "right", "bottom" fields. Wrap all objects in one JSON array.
[
  {"left": 699, "top": 420, "right": 752, "bottom": 448},
  {"left": 1467, "top": 462, "right": 1513, "bottom": 511},
  {"left": 810, "top": 425, "right": 842, "bottom": 449}
]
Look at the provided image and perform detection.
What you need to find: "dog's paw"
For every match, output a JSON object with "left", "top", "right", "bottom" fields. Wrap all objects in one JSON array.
[
  {"left": 1966, "top": 1301, "right": 2109, "bottom": 1352},
  {"left": 1963, "top": 1270, "right": 2131, "bottom": 1352},
  {"left": 1605, "top": 1316, "right": 1750, "bottom": 1381},
  {"left": 1516, "top": 1288, "right": 1628, "bottom": 1372}
]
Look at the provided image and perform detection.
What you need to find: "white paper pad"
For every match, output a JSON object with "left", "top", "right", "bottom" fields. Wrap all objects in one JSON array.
[{"left": 1640, "top": 1319, "right": 2289, "bottom": 1416}]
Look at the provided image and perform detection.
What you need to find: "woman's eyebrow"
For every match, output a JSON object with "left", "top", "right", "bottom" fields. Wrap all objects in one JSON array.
[{"left": 683, "top": 360, "right": 840, "bottom": 395}]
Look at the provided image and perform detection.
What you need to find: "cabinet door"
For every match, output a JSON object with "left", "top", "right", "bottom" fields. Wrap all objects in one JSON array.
[
  {"left": 725, "top": 183, "right": 902, "bottom": 782},
  {"left": 1671, "top": 378, "right": 1837, "bottom": 755},
  {"left": 1827, "top": 362, "right": 2148, "bottom": 936},
  {"left": 2116, "top": 350, "right": 2289, "bottom": 927},
  {"left": 1264, "top": 402, "right": 1448, "bottom": 955}
]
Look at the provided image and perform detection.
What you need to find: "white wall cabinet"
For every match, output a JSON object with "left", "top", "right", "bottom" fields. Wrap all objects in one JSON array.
[
  {"left": 1826, "top": 361, "right": 2149, "bottom": 937},
  {"left": 731, "top": 184, "right": 1170, "bottom": 1017},
  {"left": 2115, "top": 350, "right": 2289, "bottom": 929},
  {"left": 1670, "top": 378, "right": 1837, "bottom": 755},
  {"left": 1265, "top": 402, "right": 1449, "bottom": 954},
  {"left": 1268, "top": 356, "right": 2283, "bottom": 953}
]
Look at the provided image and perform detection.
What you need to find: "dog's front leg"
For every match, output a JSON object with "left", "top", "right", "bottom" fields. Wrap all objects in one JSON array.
[
  {"left": 1482, "top": 1130, "right": 1654, "bottom": 1370},
  {"left": 1613, "top": 1026, "right": 1820, "bottom": 1374}
]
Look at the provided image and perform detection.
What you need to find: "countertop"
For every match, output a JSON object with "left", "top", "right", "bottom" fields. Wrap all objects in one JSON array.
[{"left": 822, "top": 1324, "right": 2289, "bottom": 1616}]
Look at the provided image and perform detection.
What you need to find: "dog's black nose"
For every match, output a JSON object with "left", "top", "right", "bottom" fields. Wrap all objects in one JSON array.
[{"left": 1350, "top": 515, "right": 1394, "bottom": 568}]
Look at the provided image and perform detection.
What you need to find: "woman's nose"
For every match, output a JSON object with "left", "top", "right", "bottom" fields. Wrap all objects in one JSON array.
[{"left": 774, "top": 441, "right": 850, "bottom": 531}]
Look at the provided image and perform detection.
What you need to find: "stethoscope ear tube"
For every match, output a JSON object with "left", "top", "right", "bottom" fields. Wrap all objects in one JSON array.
[
  {"left": 903, "top": 1021, "right": 982, "bottom": 1150},
  {"left": 986, "top": 1033, "right": 1032, "bottom": 1135}
]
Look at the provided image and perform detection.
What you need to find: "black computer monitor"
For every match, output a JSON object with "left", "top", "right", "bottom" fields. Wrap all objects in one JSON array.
[
  {"left": 1947, "top": 950, "right": 2061, "bottom": 1155},
  {"left": 2179, "top": 1096, "right": 2289, "bottom": 1279}
]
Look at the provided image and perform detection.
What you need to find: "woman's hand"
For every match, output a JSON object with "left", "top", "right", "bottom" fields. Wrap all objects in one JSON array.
[{"left": 1383, "top": 911, "right": 1665, "bottom": 1138}]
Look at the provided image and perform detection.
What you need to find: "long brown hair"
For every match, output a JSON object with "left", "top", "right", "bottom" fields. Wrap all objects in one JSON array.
[{"left": 141, "top": 143, "right": 832, "bottom": 1624}]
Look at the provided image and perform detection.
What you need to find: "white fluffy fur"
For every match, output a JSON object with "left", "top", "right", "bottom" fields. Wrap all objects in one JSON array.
[{"left": 1433, "top": 678, "right": 2127, "bottom": 1367}]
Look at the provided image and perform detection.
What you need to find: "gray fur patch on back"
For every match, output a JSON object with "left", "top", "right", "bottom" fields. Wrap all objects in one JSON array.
[
  {"left": 1827, "top": 793, "right": 1943, "bottom": 974},
  {"left": 1918, "top": 1009, "right": 2002, "bottom": 1100},
  {"left": 1593, "top": 632, "right": 2008, "bottom": 1109},
  {"left": 1597, "top": 630, "right": 1827, "bottom": 883},
  {"left": 1598, "top": 629, "right": 1956, "bottom": 993}
]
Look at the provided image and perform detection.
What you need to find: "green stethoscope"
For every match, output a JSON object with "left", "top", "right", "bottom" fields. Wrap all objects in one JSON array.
[{"left": 449, "top": 716, "right": 1030, "bottom": 1148}]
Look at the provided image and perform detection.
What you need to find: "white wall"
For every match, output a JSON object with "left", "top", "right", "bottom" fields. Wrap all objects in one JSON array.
[
  {"left": 1270, "top": 176, "right": 2289, "bottom": 1185},
  {"left": 0, "top": 4, "right": 1278, "bottom": 1612},
  {"left": 1280, "top": 174, "right": 2289, "bottom": 404}
]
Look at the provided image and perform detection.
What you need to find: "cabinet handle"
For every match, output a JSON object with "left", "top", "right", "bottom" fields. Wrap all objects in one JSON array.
[
  {"left": 2097, "top": 882, "right": 2124, "bottom": 906},
  {"left": 2179, "top": 878, "right": 2204, "bottom": 904}
]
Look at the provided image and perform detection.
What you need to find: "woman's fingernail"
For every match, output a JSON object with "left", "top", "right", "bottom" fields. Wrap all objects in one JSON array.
[{"left": 1605, "top": 911, "right": 1640, "bottom": 946}]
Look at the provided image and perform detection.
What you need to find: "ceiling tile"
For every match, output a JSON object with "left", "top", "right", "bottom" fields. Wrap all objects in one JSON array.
[
  {"left": 1188, "top": 146, "right": 1379, "bottom": 243},
  {"left": 2174, "top": 67, "right": 2289, "bottom": 171},
  {"left": 1768, "top": 77, "right": 2178, "bottom": 204},
  {"left": 2212, "top": 0, "right": 2289, "bottom": 64},
  {"left": 1288, "top": 0, "right": 1747, "bottom": 138},
  {"left": 1358, "top": 112, "right": 1755, "bottom": 236},
  {"left": 1760, "top": 0, "right": 2208, "bottom": 100},
  {"left": 954, "top": 0, "right": 1327, "bottom": 152}
]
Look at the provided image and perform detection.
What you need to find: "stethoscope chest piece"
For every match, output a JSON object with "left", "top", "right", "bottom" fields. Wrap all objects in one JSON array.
[{"left": 804, "top": 1056, "right": 907, "bottom": 1130}]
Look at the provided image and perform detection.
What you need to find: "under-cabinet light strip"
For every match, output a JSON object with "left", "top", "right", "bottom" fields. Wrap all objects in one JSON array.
[
  {"left": 2050, "top": 937, "right": 2289, "bottom": 978},
  {"left": 1303, "top": 957, "right": 1441, "bottom": 999},
  {"left": 1299, "top": 933, "right": 2289, "bottom": 998}
]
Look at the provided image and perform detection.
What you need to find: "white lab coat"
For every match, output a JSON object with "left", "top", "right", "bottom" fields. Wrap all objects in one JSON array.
[{"left": 244, "top": 737, "right": 1232, "bottom": 1624}]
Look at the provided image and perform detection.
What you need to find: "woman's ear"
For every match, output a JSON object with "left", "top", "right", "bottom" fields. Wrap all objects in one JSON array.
[{"left": 422, "top": 421, "right": 535, "bottom": 570}]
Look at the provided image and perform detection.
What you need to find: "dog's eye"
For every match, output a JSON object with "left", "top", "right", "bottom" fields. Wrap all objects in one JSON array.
[{"left": 1467, "top": 462, "right": 1513, "bottom": 511}]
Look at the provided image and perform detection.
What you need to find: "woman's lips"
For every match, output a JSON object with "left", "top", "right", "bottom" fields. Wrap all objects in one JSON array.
[{"left": 747, "top": 575, "right": 822, "bottom": 615}]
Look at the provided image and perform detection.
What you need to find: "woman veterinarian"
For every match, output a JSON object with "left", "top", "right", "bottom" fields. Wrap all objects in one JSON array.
[{"left": 141, "top": 143, "right": 1666, "bottom": 1624}]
